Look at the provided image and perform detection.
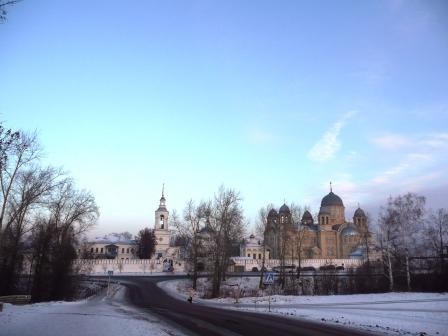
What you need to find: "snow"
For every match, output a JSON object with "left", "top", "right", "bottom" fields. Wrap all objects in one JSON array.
[
  {"left": 159, "top": 278, "right": 448, "bottom": 336},
  {"left": 0, "top": 285, "right": 186, "bottom": 336}
]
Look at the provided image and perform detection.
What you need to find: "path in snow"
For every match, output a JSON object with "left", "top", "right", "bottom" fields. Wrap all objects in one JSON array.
[{"left": 0, "top": 285, "right": 187, "bottom": 336}]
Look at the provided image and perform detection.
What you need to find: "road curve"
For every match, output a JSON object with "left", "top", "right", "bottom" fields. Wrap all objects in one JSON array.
[{"left": 113, "top": 276, "right": 374, "bottom": 336}]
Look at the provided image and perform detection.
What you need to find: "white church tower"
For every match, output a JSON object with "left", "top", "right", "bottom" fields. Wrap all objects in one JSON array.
[{"left": 154, "top": 185, "right": 170, "bottom": 257}]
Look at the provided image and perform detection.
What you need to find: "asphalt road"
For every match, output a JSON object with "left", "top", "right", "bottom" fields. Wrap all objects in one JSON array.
[{"left": 114, "top": 276, "right": 374, "bottom": 336}]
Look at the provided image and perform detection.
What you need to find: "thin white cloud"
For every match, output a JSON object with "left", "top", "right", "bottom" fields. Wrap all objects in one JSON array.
[
  {"left": 372, "top": 152, "right": 433, "bottom": 185},
  {"left": 371, "top": 132, "right": 448, "bottom": 151},
  {"left": 420, "top": 133, "right": 448, "bottom": 148},
  {"left": 308, "top": 111, "right": 356, "bottom": 162},
  {"left": 371, "top": 133, "right": 411, "bottom": 150}
]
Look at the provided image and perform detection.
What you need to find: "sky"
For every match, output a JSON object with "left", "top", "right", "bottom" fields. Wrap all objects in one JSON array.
[{"left": 1, "top": 0, "right": 447, "bottom": 237}]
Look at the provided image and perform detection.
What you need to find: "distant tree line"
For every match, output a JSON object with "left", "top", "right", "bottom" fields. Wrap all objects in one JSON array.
[{"left": 0, "top": 123, "right": 99, "bottom": 301}]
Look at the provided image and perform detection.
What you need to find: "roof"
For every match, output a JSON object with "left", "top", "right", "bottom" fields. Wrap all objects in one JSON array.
[
  {"left": 267, "top": 208, "right": 278, "bottom": 217},
  {"left": 306, "top": 224, "right": 319, "bottom": 231},
  {"left": 332, "top": 224, "right": 343, "bottom": 231},
  {"left": 279, "top": 203, "right": 291, "bottom": 214},
  {"left": 341, "top": 226, "right": 358, "bottom": 237},
  {"left": 92, "top": 239, "right": 137, "bottom": 245},
  {"left": 354, "top": 207, "right": 366, "bottom": 217},
  {"left": 302, "top": 210, "right": 313, "bottom": 220},
  {"left": 321, "top": 191, "right": 344, "bottom": 207}
]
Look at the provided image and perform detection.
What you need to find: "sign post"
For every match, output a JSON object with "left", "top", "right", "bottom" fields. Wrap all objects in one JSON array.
[
  {"left": 263, "top": 272, "right": 274, "bottom": 312},
  {"left": 107, "top": 270, "right": 113, "bottom": 296}
]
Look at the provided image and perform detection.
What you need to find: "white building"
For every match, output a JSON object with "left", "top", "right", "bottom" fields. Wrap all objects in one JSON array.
[
  {"left": 85, "top": 238, "right": 138, "bottom": 260},
  {"left": 240, "top": 234, "right": 270, "bottom": 261}
]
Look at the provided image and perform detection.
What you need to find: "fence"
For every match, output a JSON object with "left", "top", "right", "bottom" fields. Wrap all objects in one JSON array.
[
  {"left": 74, "top": 258, "right": 186, "bottom": 274},
  {"left": 230, "top": 258, "right": 363, "bottom": 271}
]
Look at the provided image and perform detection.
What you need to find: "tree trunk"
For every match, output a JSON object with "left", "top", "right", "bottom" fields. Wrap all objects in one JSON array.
[
  {"left": 386, "top": 245, "right": 394, "bottom": 292},
  {"left": 405, "top": 250, "right": 411, "bottom": 291}
]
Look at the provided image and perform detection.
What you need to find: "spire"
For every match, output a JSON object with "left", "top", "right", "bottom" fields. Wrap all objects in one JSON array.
[
  {"left": 159, "top": 183, "right": 166, "bottom": 208},
  {"left": 330, "top": 181, "right": 333, "bottom": 192}
]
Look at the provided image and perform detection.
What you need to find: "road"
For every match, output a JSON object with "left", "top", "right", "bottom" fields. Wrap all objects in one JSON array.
[{"left": 114, "top": 275, "right": 374, "bottom": 336}]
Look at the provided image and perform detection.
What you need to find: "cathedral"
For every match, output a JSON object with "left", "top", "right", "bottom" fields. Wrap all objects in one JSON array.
[{"left": 264, "top": 188, "right": 371, "bottom": 260}]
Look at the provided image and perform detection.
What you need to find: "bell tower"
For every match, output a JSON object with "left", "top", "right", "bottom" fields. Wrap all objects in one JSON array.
[
  {"left": 155, "top": 184, "right": 169, "bottom": 230},
  {"left": 154, "top": 184, "right": 170, "bottom": 257}
]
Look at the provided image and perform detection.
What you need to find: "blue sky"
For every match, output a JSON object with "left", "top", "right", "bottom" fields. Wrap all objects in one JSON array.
[{"left": 1, "top": 0, "right": 447, "bottom": 236}]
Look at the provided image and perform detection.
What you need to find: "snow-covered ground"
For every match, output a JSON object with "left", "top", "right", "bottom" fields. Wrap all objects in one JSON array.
[
  {"left": 159, "top": 278, "right": 448, "bottom": 336},
  {"left": 0, "top": 285, "right": 186, "bottom": 336}
]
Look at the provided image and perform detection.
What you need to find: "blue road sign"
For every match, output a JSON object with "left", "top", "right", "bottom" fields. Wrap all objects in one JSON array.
[{"left": 264, "top": 272, "right": 274, "bottom": 285}]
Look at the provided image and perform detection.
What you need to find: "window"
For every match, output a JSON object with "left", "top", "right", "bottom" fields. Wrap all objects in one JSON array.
[
  {"left": 127, "top": 248, "right": 129, "bottom": 253},
  {"left": 253, "top": 254, "right": 256, "bottom": 259},
  {"left": 100, "top": 248, "right": 103, "bottom": 253},
  {"left": 160, "top": 215, "right": 164, "bottom": 229},
  {"left": 95, "top": 248, "right": 98, "bottom": 253},
  {"left": 91, "top": 248, "right": 94, "bottom": 253},
  {"left": 248, "top": 254, "right": 251, "bottom": 258},
  {"left": 122, "top": 248, "right": 124, "bottom": 253},
  {"left": 259, "top": 254, "right": 261, "bottom": 259},
  {"left": 131, "top": 248, "right": 134, "bottom": 253}
]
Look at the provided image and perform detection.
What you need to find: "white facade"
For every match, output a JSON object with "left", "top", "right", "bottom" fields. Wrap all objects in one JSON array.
[
  {"left": 240, "top": 234, "right": 270, "bottom": 261},
  {"left": 82, "top": 240, "right": 138, "bottom": 260}
]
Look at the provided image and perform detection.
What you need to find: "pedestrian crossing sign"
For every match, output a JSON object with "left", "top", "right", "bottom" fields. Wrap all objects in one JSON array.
[{"left": 264, "top": 272, "right": 274, "bottom": 285}]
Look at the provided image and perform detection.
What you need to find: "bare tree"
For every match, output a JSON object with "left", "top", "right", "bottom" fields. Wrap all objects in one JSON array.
[
  {"left": 425, "top": 208, "right": 448, "bottom": 273},
  {"left": 31, "top": 179, "right": 99, "bottom": 301},
  {"left": 174, "top": 199, "right": 210, "bottom": 290},
  {"left": 0, "top": 166, "right": 64, "bottom": 294},
  {"left": 255, "top": 204, "right": 274, "bottom": 289},
  {"left": 209, "top": 186, "right": 244, "bottom": 298},
  {"left": 378, "top": 193, "right": 426, "bottom": 291},
  {"left": 289, "top": 203, "right": 303, "bottom": 226},
  {"left": 0, "top": 131, "right": 40, "bottom": 246},
  {"left": 0, "top": 0, "right": 20, "bottom": 22}
]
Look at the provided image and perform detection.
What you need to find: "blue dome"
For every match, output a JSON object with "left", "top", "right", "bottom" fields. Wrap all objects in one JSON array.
[
  {"left": 268, "top": 208, "right": 278, "bottom": 217},
  {"left": 302, "top": 210, "right": 313, "bottom": 221},
  {"left": 341, "top": 226, "right": 358, "bottom": 237},
  {"left": 354, "top": 207, "right": 366, "bottom": 217},
  {"left": 321, "top": 191, "right": 344, "bottom": 207},
  {"left": 279, "top": 203, "right": 291, "bottom": 214}
]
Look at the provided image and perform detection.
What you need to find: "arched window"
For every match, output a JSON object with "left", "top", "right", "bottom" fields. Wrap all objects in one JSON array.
[
  {"left": 160, "top": 215, "right": 165, "bottom": 229},
  {"left": 248, "top": 253, "right": 251, "bottom": 258}
]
